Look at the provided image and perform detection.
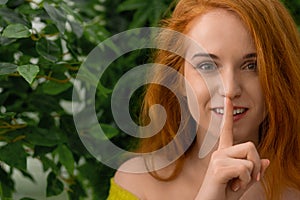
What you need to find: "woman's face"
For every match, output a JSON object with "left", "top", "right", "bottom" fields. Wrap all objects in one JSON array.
[{"left": 184, "top": 9, "right": 266, "bottom": 146}]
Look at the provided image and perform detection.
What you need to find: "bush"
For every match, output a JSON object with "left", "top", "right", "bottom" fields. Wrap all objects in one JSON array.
[{"left": 0, "top": 0, "right": 298, "bottom": 199}]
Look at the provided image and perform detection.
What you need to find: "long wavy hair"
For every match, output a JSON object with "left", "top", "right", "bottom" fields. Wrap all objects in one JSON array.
[{"left": 138, "top": 0, "right": 300, "bottom": 199}]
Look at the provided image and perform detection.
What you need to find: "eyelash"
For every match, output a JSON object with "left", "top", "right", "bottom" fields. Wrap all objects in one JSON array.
[
  {"left": 242, "top": 61, "right": 257, "bottom": 71},
  {"left": 195, "top": 61, "right": 257, "bottom": 72},
  {"left": 196, "top": 61, "right": 217, "bottom": 71}
]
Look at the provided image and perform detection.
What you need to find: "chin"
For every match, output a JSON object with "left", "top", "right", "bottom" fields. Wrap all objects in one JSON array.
[{"left": 233, "top": 137, "right": 258, "bottom": 146}]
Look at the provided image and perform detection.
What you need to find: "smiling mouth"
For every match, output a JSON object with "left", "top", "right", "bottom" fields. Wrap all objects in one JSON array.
[{"left": 212, "top": 107, "right": 248, "bottom": 116}]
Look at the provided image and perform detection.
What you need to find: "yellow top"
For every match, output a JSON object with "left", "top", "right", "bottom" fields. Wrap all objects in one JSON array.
[{"left": 107, "top": 178, "right": 139, "bottom": 200}]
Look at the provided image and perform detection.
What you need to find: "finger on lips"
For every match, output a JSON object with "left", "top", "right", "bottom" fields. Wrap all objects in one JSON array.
[
  {"left": 217, "top": 97, "right": 264, "bottom": 192},
  {"left": 218, "top": 97, "right": 234, "bottom": 149}
]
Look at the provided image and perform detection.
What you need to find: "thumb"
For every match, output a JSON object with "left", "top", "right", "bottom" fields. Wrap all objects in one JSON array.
[{"left": 260, "top": 159, "right": 270, "bottom": 179}]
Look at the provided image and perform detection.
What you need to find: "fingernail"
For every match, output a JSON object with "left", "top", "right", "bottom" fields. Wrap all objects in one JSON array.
[
  {"left": 225, "top": 97, "right": 230, "bottom": 104},
  {"left": 232, "top": 184, "right": 240, "bottom": 192},
  {"left": 232, "top": 185, "right": 240, "bottom": 192},
  {"left": 256, "top": 172, "right": 261, "bottom": 181}
]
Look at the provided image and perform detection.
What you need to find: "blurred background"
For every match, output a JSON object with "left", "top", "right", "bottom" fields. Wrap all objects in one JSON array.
[{"left": 0, "top": 0, "right": 299, "bottom": 199}]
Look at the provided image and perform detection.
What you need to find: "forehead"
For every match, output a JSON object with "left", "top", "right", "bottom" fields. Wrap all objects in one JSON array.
[{"left": 185, "top": 9, "right": 255, "bottom": 55}]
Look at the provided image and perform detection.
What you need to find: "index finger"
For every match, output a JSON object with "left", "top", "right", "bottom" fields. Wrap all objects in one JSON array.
[{"left": 218, "top": 97, "right": 234, "bottom": 149}]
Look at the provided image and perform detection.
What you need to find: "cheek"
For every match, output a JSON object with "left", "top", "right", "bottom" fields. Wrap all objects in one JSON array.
[
  {"left": 185, "top": 74, "right": 211, "bottom": 122},
  {"left": 256, "top": 90, "right": 267, "bottom": 124},
  {"left": 249, "top": 80, "right": 267, "bottom": 120},
  {"left": 234, "top": 80, "right": 267, "bottom": 143}
]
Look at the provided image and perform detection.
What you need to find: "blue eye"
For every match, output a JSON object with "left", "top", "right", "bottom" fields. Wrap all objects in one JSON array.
[{"left": 196, "top": 62, "right": 217, "bottom": 71}]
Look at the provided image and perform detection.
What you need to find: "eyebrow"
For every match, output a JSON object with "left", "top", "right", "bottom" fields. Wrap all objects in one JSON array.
[
  {"left": 192, "top": 52, "right": 257, "bottom": 60},
  {"left": 243, "top": 53, "right": 257, "bottom": 59},
  {"left": 192, "top": 53, "right": 219, "bottom": 60}
]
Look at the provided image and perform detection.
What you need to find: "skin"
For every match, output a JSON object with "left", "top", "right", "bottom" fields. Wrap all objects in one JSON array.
[
  {"left": 195, "top": 97, "right": 269, "bottom": 200},
  {"left": 184, "top": 9, "right": 266, "bottom": 148},
  {"left": 114, "top": 9, "right": 272, "bottom": 200}
]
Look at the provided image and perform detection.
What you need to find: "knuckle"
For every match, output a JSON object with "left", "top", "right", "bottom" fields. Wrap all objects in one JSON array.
[
  {"left": 209, "top": 157, "right": 226, "bottom": 177},
  {"left": 210, "top": 157, "right": 222, "bottom": 168},
  {"left": 246, "top": 141, "right": 255, "bottom": 150},
  {"left": 245, "top": 176, "right": 252, "bottom": 187},
  {"left": 212, "top": 165, "right": 225, "bottom": 177},
  {"left": 248, "top": 161, "right": 254, "bottom": 171},
  {"left": 246, "top": 171, "right": 252, "bottom": 182},
  {"left": 238, "top": 165, "right": 249, "bottom": 174},
  {"left": 241, "top": 179, "right": 251, "bottom": 189},
  {"left": 211, "top": 150, "right": 221, "bottom": 160}
]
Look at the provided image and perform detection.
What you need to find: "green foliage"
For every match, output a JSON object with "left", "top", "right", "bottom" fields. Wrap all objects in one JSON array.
[
  {"left": 0, "top": 0, "right": 172, "bottom": 199},
  {"left": 281, "top": 0, "right": 300, "bottom": 24},
  {"left": 0, "top": 0, "right": 299, "bottom": 199},
  {"left": 2, "top": 24, "right": 31, "bottom": 38},
  {"left": 17, "top": 65, "right": 39, "bottom": 84},
  {"left": 117, "top": 0, "right": 170, "bottom": 28},
  {"left": 0, "top": 142, "right": 27, "bottom": 171}
]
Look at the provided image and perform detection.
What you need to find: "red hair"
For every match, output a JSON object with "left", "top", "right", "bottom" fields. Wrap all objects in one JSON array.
[{"left": 138, "top": 0, "right": 300, "bottom": 199}]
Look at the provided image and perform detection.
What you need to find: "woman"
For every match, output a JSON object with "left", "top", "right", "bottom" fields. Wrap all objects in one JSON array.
[{"left": 108, "top": 0, "right": 300, "bottom": 199}]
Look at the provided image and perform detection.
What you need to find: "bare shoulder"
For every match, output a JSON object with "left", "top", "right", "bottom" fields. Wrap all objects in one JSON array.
[
  {"left": 113, "top": 156, "right": 180, "bottom": 199},
  {"left": 282, "top": 188, "right": 300, "bottom": 200},
  {"left": 113, "top": 157, "right": 155, "bottom": 199}
]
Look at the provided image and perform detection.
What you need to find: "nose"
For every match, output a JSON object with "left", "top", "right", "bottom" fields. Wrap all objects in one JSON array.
[{"left": 218, "top": 68, "right": 242, "bottom": 99}]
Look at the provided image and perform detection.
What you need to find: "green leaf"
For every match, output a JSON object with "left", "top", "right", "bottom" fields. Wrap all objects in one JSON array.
[
  {"left": 68, "top": 179, "right": 87, "bottom": 199},
  {"left": 60, "top": 3, "right": 83, "bottom": 38},
  {"left": 0, "top": 92, "right": 9, "bottom": 106},
  {"left": 0, "top": 112, "right": 16, "bottom": 120},
  {"left": 36, "top": 38, "right": 61, "bottom": 62},
  {"left": 118, "top": 0, "right": 168, "bottom": 28},
  {"left": 43, "top": 24, "right": 59, "bottom": 35},
  {"left": 131, "top": 8, "right": 151, "bottom": 27},
  {"left": 28, "top": 94, "right": 62, "bottom": 113},
  {"left": 0, "top": 168, "right": 14, "bottom": 199},
  {"left": 46, "top": 172, "right": 64, "bottom": 197},
  {"left": 40, "top": 155, "right": 59, "bottom": 174},
  {"left": 100, "top": 124, "right": 119, "bottom": 139},
  {"left": 55, "top": 144, "right": 74, "bottom": 175},
  {"left": 17, "top": 64, "right": 39, "bottom": 84},
  {"left": 25, "top": 128, "right": 63, "bottom": 147},
  {"left": 117, "top": 0, "right": 147, "bottom": 12},
  {"left": 0, "top": 8, "right": 28, "bottom": 25},
  {"left": 88, "top": 123, "right": 119, "bottom": 141},
  {"left": 0, "top": 142, "right": 27, "bottom": 171},
  {"left": 97, "top": 83, "right": 112, "bottom": 98},
  {"left": 42, "top": 81, "right": 72, "bottom": 95},
  {"left": 7, "top": 0, "right": 28, "bottom": 8},
  {"left": 0, "top": 63, "right": 17, "bottom": 75},
  {"left": 0, "top": 36, "right": 16, "bottom": 46},
  {"left": 19, "top": 170, "right": 35, "bottom": 183},
  {"left": 44, "top": 3, "right": 66, "bottom": 34},
  {"left": 69, "top": 20, "right": 83, "bottom": 38},
  {"left": 0, "top": 0, "right": 8, "bottom": 5},
  {"left": 60, "top": 3, "right": 82, "bottom": 22},
  {"left": 2, "top": 24, "right": 31, "bottom": 39},
  {"left": 33, "top": 146, "right": 55, "bottom": 157}
]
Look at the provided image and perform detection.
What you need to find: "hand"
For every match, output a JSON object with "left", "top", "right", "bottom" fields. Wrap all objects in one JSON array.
[{"left": 195, "top": 97, "right": 270, "bottom": 200}]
